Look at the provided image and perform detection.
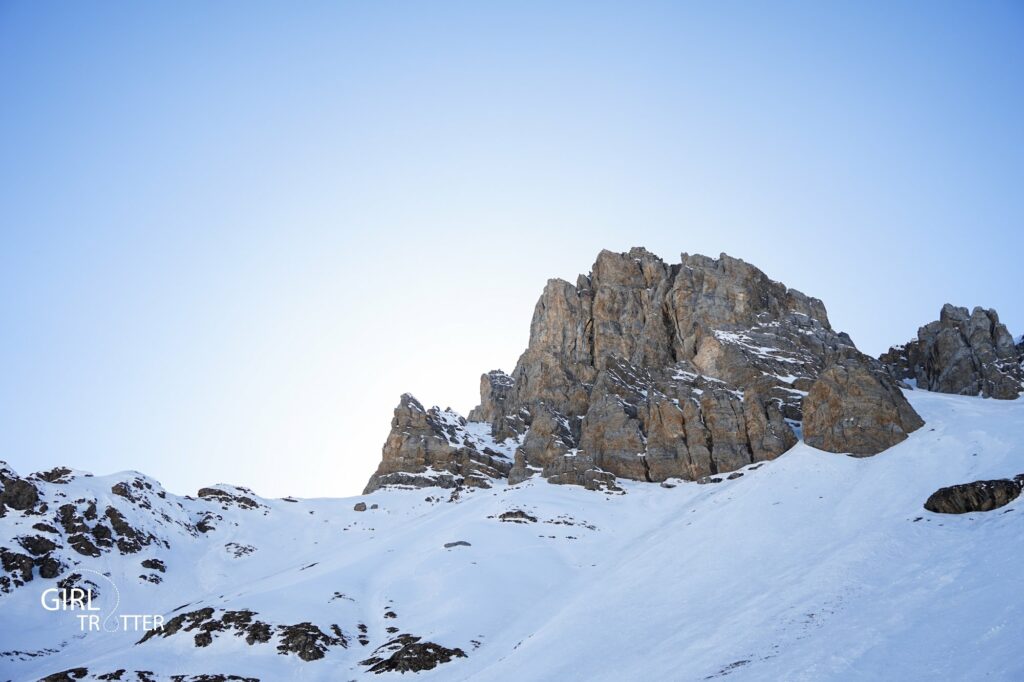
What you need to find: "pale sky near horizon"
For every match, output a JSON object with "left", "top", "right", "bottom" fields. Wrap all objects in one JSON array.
[{"left": 2, "top": 2, "right": 1022, "bottom": 499}]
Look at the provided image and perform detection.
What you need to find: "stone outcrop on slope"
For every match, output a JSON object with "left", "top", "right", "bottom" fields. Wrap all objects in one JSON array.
[
  {"left": 880, "top": 304, "right": 1022, "bottom": 400},
  {"left": 924, "top": 475, "right": 1024, "bottom": 514},
  {"left": 366, "top": 248, "right": 925, "bottom": 493},
  {"left": 363, "top": 395, "right": 514, "bottom": 494},
  {"left": 803, "top": 355, "right": 925, "bottom": 456},
  {"left": 0, "top": 462, "right": 273, "bottom": 597}
]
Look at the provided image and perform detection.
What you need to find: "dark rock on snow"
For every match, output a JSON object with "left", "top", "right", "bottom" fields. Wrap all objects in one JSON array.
[
  {"left": 361, "top": 634, "right": 467, "bottom": 674},
  {"left": 924, "top": 476, "right": 1024, "bottom": 514}
]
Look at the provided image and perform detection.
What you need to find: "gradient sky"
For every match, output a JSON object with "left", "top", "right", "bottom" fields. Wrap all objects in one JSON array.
[{"left": 2, "top": 1, "right": 1022, "bottom": 499}]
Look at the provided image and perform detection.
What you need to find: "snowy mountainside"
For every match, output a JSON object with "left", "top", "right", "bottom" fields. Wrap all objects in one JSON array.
[{"left": 1, "top": 390, "right": 1022, "bottom": 681}]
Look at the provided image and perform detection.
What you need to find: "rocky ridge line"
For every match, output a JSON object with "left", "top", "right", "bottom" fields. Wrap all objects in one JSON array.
[
  {"left": 880, "top": 303, "right": 1023, "bottom": 400},
  {"left": 365, "top": 248, "right": 930, "bottom": 494}
]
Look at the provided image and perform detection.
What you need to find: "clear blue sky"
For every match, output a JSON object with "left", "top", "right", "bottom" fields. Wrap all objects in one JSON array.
[{"left": 2, "top": 1, "right": 1022, "bottom": 498}]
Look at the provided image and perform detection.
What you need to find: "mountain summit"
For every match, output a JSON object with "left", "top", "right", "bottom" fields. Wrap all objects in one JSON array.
[{"left": 365, "top": 248, "right": 933, "bottom": 494}]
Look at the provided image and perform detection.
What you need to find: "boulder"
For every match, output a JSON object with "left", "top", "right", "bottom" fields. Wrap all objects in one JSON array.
[
  {"left": 507, "top": 451, "right": 537, "bottom": 486},
  {"left": 803, "top": 356, "right": 925, "bottom": 456},
  {"left": 924, "top": 476, "right": 1024, "bottom": 514}
]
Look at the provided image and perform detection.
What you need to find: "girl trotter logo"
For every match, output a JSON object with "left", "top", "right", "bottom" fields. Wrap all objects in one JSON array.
[{"left": 40, "top": 568, "right": 164, "bottom": 633}]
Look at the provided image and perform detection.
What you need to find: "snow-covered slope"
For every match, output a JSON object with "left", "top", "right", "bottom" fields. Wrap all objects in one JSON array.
[{"left": 2, "top": 390, "right": 1023, "bottom": 681}]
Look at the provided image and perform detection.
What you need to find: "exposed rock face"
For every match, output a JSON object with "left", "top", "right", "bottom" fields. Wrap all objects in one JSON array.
[
  {"left": 803, "top": 356, "right": 925, "bottom": 456},
  {"left": 361, "top": 634, "right": 467, "bottom": 674},
  {"left": 366, "top": 248, "right": 918, "bottom": 493},
  {"left": 492, "top": 249, "right": 856, "bottom": 486},
  {"left": 31, "top": 467, "right": 75, "bottom": 484},
  {"left": 197, "top": 486, "right": 264, "bottom": 511},
  {"left": 468, "top": 370, "right": 527, "bottom": 443},
  {"left": 0, "top": 463, "right": 41, "bottom": 512},
  {"left": 363, "top": 395, "right": 513, "bottom": 494},
  {"left": 924, "top": 476, "right": 1024, "bottom": 514},
  {"left": 467, "top": 371, "right": 515, "bottom": 425},
  {"left": 542, "top": 452, "right": 621, "bottom": 492},
  {"left": 503, "top": 250, "right": 850, "bottom": 417},
  {"left": 881, "top": 304, "right": 1023, "bottom": 400}
]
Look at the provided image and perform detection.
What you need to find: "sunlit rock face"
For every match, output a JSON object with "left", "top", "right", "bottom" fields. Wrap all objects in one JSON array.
[
  {"left": 803, "top": 356, "right": 925, "bottom": 456},
  {"left": 363, "top": 394, "right": 514, "bottom": 495},
  {"left": 368, "top": 247, "right": 926, "bottom": 493}
]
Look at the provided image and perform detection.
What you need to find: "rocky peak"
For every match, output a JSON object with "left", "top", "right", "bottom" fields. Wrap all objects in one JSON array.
[
  {"left": 880, "top": 304, "right": 1022, "bottom": 400},
  {"left": 506, "top": 250, "right": 851, "bottom": 418},
  {"left": 363, "top": 395, "right": 515, "bottom": 494},
  {"left": 367, "top": 248, "right": 924, "bottom": 494}
]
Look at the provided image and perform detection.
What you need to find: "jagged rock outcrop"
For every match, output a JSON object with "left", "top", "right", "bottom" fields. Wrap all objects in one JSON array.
[
  {"left": 924, "top": 475, "right": 1024, "bottom": 514},
  {"left": 468, "top": 370, "right": 527, "bottom": 442},
  {"left": 467, "top": 371, "right": 515, "bottom": 424},
  {"left": 197, "top": 486, "right": 265, "bottom": 511},
  {"left": 0, "top": 462, "right": 41, "bottom": 513},
  {"left": 363, "top": 395, "right": 513, "bottom": 494},
  {"left": 503, "top": 250, "right": 850, "bottom": 417},
  {"left": 490, "top": 249, "right": 857, "bottom": 486},
  {"left": 361, "top": 634, "right": 467, "bottom": 674},
  {"left": 803, "top": 355, "right": 925, "bottom": 456},
  {"left": 366, "top": 248, "right": 920, "bottom": 493},
  {"left": 881, "top": 304, "right": 1023, "bottom": 400}
]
